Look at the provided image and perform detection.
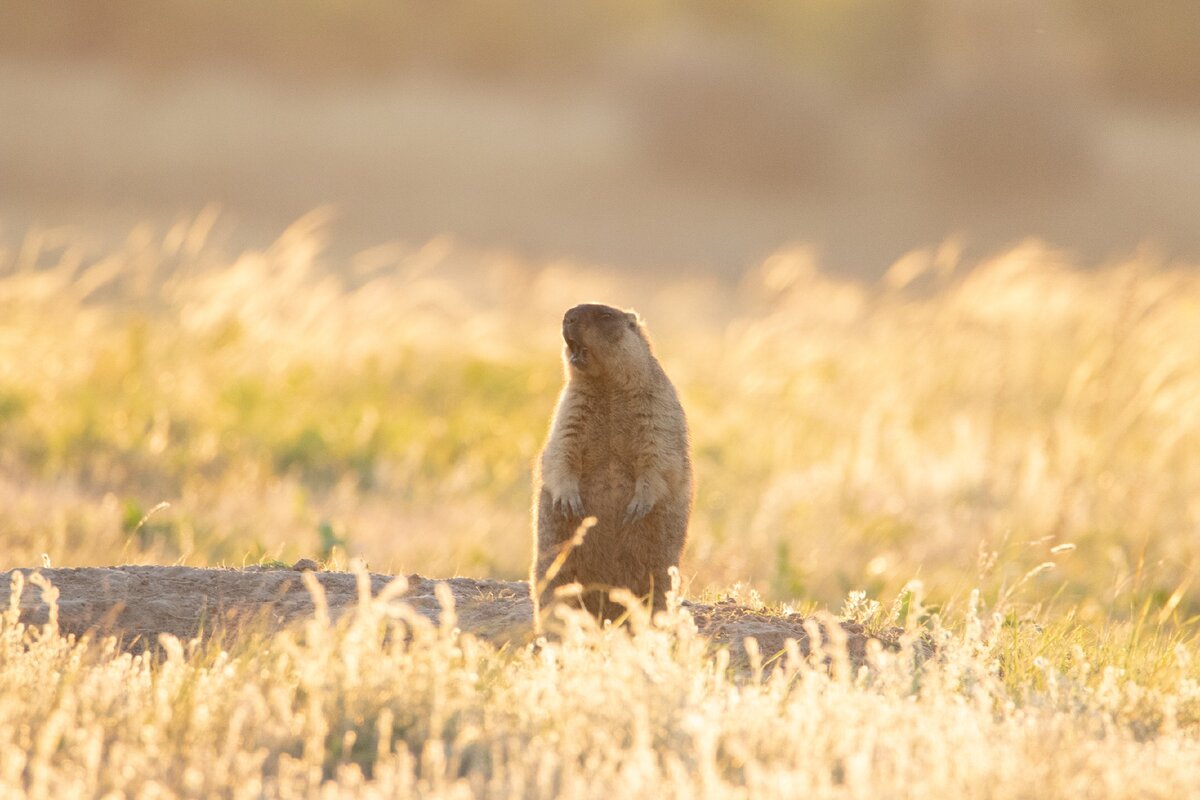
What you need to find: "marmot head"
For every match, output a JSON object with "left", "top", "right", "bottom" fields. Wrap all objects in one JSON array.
[{"left": 562, "top": 303, "right": 649, "bottom": 379}]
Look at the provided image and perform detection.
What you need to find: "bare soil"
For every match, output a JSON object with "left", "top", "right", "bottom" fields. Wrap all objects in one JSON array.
[{"left": 2, "top": 565, "right": 909, "bottom": 664}]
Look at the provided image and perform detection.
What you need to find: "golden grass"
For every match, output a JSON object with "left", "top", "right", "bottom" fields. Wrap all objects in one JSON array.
[
  {"left": 2, "top": 572, "right": 1199, "bottom": 798},
  {"left": 1, "top": 213, "right": 1199, "bottom": 796},
  {"left": 3, "top": 214, "right": 1198, "bottom": 615}
]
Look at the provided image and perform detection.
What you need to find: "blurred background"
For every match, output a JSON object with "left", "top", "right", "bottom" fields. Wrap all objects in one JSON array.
[
  {"left": 2, "top": 0, "right": 1199, "bottom": 277},
  {"left": 2, "top": 1, "right": 1200, "bottom": 617}
]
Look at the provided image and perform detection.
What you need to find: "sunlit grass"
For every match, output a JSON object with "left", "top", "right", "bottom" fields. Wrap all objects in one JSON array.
[
  {"left": 3, "top": 216, "right": 1197, "bottom": 619},
  {"left": 1, "top": 569, "right": 1198, "bottom": 798},
  {"left": 2, "top": 214, "right": 1200, "bottom": 796}
]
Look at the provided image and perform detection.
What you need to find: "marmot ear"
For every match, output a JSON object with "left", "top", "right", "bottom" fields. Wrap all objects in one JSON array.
[{"left": 625, "top": 311, "right": 640, "bottom": 329}]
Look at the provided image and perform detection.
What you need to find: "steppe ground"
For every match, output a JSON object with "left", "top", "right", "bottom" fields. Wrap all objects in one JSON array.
[{"left": 1, "top": 215, "right": 1199, "bottom": 797}]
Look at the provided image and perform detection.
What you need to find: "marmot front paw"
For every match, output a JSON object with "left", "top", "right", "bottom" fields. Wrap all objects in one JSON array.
[
  {"left": 552, "top": 487, "right": 585, "bottom": 517},
  {"left": 623, "top": 495, "right": 655, "bottom": 525}
]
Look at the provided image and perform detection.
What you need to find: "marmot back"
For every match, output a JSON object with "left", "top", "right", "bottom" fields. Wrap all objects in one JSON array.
[{"left": 531, "top": 303, "right": 693, "bottom": 628}]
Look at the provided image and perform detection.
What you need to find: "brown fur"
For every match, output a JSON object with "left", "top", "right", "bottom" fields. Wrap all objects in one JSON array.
[{"left": 531, "top": 303, "right": 693, "bottom": 628}]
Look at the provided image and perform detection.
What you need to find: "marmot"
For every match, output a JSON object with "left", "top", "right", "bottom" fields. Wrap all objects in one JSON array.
[{"left": 531, "top": 303, "right": 693, "bottom": 627}]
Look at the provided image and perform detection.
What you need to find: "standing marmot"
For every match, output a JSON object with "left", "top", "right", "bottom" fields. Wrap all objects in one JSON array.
[{"left": 531, "top": 303, "right": 693, "bottom": 627}]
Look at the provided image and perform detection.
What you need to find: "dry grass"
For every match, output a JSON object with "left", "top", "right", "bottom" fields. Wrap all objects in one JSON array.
[
  {"left": 2, "top": 571, "right": 1199, "bottom": 798},
  {"left": 1, "top": 213, "right": 1199, "bottom": 796}
]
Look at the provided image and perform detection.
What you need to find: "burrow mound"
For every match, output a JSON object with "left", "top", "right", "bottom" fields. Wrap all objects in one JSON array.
[{"left": 3, "top": 565, "right": 915, "bottom": 664}]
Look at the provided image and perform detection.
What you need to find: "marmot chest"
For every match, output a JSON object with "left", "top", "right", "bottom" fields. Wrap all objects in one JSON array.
[{"left": 575, "top": 396, "right": 647, "bottom": 484}]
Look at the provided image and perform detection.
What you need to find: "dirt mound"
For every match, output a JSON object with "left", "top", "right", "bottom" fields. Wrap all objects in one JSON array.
[{"left": 3, "top": 565, "right": 912, "bottom": 663}]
